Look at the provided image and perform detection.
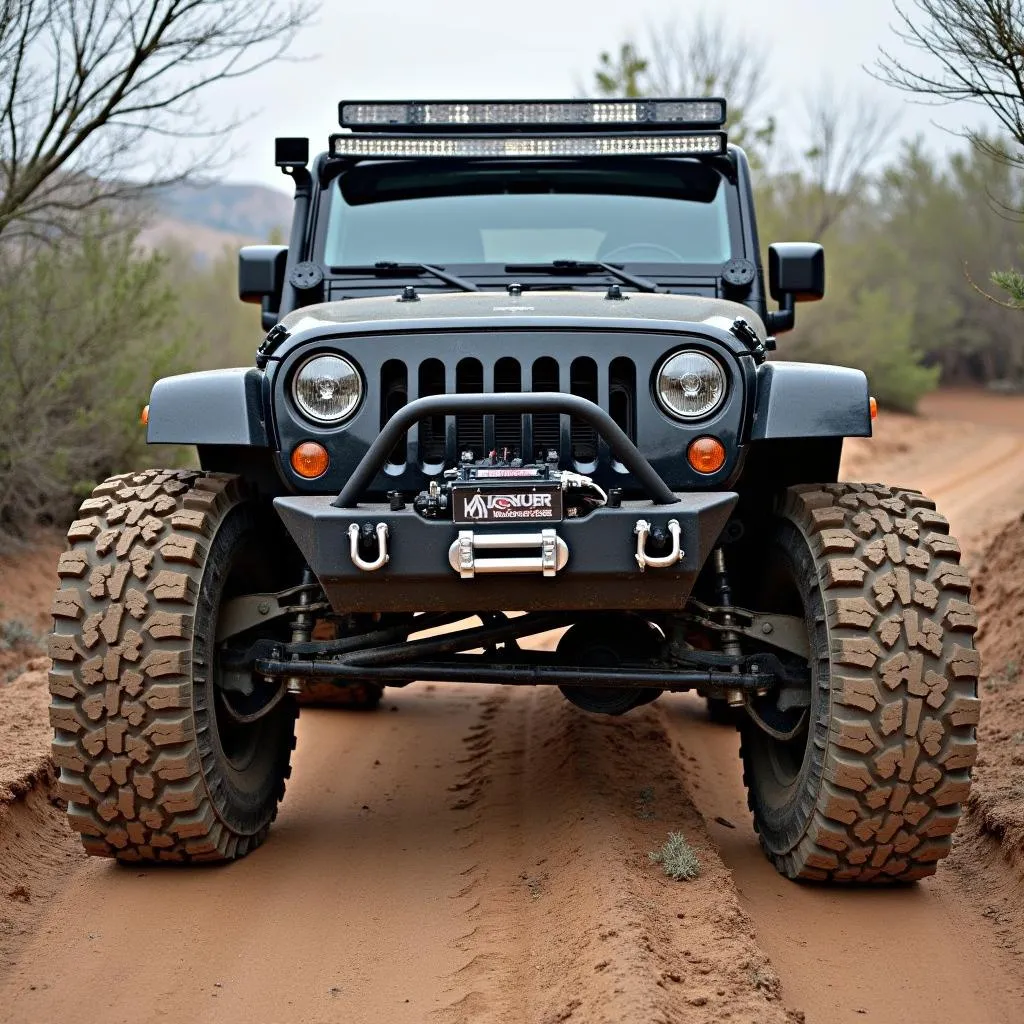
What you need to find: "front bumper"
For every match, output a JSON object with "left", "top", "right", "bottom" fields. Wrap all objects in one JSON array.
[{"left": 274, "top": 492, "right": 738, "bottom": 613}]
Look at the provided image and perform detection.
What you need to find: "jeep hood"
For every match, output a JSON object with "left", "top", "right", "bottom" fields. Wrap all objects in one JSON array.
[{"left": 277, "top": 290, "right": 767, "bottom": 342}]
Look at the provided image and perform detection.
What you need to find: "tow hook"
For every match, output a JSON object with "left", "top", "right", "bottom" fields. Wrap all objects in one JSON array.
[
  {"left": 633, "top": 519, "right": 683, "bottom": 571},
  {"left": 348, "top": 522, "right": 390, "bottom": 572}
]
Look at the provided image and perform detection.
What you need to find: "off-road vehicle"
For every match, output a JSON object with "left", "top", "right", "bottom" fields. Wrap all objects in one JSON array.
[{"left": 49, "top": 99, "right": 979, "bottom": 881}]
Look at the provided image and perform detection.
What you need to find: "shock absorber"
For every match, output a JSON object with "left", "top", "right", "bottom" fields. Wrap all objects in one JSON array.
[
  {"left": 286, "top": 568, "right": 317, "bottom": 696},
  {"left": 713, "top": 547, "right": 746, "bottom": 708}
]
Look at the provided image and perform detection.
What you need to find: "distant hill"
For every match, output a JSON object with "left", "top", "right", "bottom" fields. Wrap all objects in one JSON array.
[
  {"left": 153, "top": 181, "right": 292, "bottom": 241},
  {"left": 138, "top": 181, "right": 293, "bottom": 261}
]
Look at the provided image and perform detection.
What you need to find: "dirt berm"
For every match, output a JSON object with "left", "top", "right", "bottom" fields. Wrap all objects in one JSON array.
[{"left": 969, "top": 511, "right": 1024, "bottom": 868}]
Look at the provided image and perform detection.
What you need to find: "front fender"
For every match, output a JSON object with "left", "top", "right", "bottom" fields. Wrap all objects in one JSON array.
[
  {"left": 147, "top": 368, "right": 269, "bottom": 446},
  {"left": 751, "top": 361, "right": 871, "bottom": 440}
]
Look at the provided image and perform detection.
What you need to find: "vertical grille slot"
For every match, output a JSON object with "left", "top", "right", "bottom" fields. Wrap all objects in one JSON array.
[
  {"left": 418, "top": 358, "right": 446, "bottom": 465},
  {"left": 377, "top": 349, "right": 640, "bottom": 476},
  {"left": 570, "top": 356, "right": 598, "bottom": 465},
  {"left": 609, "top": 356, "right": 637, "bottom": 447},
  {"left": 456, "top": 357, "right": 484, "bottom": 458},
  {"left": 494, "top": 357, "right": 521, "bottom": 458},
  {"left": 380, "top": 359, "right": 407, "bottom": 465},
  {"left": 531, "top": 356, "right": 560, "bottom": 460}
]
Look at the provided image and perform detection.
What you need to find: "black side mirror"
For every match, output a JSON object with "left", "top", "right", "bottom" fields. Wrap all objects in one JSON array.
[
  {"left": 766, "top": 242, "right": 825, "bottom": 334},
  {"left": 239, "top": 245, "right": 287, "bottom": 330}
]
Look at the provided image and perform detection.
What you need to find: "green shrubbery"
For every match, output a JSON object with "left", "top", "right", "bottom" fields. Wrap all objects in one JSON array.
[
  {"left": 596, "top": 33, "right": 1024, "bottom": 412},
  {"left": 0, "top": 219, "right": 260, "bottom": 546}
]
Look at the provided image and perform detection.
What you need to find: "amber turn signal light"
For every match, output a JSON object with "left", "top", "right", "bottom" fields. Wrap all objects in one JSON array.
[
  {"left": 291, "top": 441, "right": 330, "bottom": 479},
  {"left": 140, "top": 405, "right": 149, "bottom": 426},
  {"left": 687, "top": 436, "right": 726, "bottom": 475},
  {"left": 870, "top": 396, "right": 878, "bottom": 420}
]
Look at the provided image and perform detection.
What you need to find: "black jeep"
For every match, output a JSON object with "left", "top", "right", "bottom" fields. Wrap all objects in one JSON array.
[{"left": 49, "top": 99, "right": 979, "bottom": 881}]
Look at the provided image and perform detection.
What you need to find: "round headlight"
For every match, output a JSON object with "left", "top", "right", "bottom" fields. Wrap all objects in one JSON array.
[
  {"left": 656, "top": 351, "right": 727, "bottom": 420},
  {"left": 292, "top": 354, "right": 362, "bottom": 424}
]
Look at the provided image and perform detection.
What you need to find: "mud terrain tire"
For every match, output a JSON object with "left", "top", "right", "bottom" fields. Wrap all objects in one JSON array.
[
  {"left": 48, "top": 469, "right": 297, "bottom": 863},
  {"left": 741, "top": 483, "right": 980, "bottom": 883}
]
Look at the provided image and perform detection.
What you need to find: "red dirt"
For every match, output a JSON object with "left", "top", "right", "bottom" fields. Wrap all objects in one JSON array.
[
  {"left": 0, "top": 532, "right": 61, "bottom": 678},
  {"left": 1, "top": 390, "right": 1024, "bottom": 1022},
  {"left": 0, "top": 660, "right": 81, "bottom": 975},
  {"left": 966, "top": 512, "right": 1024, "bottom": 873}
]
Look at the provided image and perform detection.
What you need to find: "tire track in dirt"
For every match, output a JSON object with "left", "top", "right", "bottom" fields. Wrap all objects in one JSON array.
[
  {"left": 436, "top": 687, "right": 791, "bottom": 1024},
  {"left": 659, "top": 694, "right": 1024, "bottom": 1024},
  {"left": 0, "top": 687, "right": 495, "bottom": 1024},
  {"left": 0, "top": 681, "right": 793, "bottom": 1024}
]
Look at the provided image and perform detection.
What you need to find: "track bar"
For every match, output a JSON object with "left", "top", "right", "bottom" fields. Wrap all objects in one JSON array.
[{"left": 253, "top": 657, "right": 778, "bottom": 690}]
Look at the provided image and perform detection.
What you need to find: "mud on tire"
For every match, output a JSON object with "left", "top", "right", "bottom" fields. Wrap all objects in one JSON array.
[
  {"left": 741, "top": 483, "right": 980, "bottom": 883},
  {"left": 48, "top": 470, "right": 297, "bottom": 863}
]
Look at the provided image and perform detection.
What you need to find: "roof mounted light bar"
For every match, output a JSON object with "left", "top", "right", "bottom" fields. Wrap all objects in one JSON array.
[
  {"left": 338, "top": 98, "right": 726, "bottom": 133},
  {"left": 330, "top": 131, "right": 727, "bottom": 160}
]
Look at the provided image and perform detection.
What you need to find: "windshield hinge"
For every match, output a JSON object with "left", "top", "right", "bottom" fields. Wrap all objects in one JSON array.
[
  {"left": 256, "top": 323, "right": 290, "bottom": 368},
  {"left": 730, "top": 317, "right": 766, "bottom": 360}
]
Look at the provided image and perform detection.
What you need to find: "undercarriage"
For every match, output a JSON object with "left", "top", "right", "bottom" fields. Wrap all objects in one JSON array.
[{"left": 216, "top": 594, "right": 812, "bottom": 718}]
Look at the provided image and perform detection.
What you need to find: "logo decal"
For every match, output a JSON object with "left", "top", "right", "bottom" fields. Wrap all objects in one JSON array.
[
  {"left": 463, "top": 492, "right": 553, "bottom": 519},
  {"left": 453, "top": 485, "right": 562, "bottom": 524}
]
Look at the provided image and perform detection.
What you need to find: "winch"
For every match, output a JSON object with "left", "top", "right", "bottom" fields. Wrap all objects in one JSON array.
[{"left": 413, "top": 450, "right": 610, "bottom": 524}]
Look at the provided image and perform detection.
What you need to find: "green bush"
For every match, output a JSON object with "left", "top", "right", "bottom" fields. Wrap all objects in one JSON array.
[
  {"left": 0, "top": 219, "right": 185, "bottom": 541},
  {"left": 787, "top": 283, "right": 940, "bottom": 413}
]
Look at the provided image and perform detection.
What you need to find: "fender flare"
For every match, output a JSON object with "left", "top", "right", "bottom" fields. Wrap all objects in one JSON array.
[
  {"left": 147, "top": 368, "right": 269, "bottom": 446},
  {"left": 751, "top": 361, "right": 871, "bottom": 440}
]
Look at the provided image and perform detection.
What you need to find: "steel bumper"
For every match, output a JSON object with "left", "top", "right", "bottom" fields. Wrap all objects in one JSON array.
[{"left": 274, "top": 492, "right": 738, "bottom": 613}]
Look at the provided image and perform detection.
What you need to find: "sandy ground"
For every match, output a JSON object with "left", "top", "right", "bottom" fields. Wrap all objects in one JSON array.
[
  {"left": 0, "top": 540, "right": 59, "bottom": 679},
  {"left": 2, "top": 389, "right": 1024, "bottom": 1023}
]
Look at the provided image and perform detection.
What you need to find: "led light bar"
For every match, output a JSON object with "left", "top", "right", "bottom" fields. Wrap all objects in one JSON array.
[
  {"left": 330, "top": 132, "right": 727, "bottom": 159},
  {"left": 339, "top": 98, "right": 726, "bottom": 132}
]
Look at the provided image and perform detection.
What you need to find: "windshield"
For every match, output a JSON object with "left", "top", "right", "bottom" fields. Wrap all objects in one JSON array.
[{"left": 323, "top": 161, "right": 732, "bottom": 267}]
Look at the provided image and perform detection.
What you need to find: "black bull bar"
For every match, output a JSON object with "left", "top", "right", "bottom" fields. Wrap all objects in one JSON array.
[
  {"left": 332, "top": 391, "right": 677, "bottom": 507},
  {"left": 275, "top": 392, "right": 738, "bottom": 613}
]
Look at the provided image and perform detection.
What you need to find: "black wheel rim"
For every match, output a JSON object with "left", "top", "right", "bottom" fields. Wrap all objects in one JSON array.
[
  {"left": 197, "top": 505, "right": 294, "bottom": 801},
  {"left": 744, "top": 521, "right": 823, "bottom": 814}
]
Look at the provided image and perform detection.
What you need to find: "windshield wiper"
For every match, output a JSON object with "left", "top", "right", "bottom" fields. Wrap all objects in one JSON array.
[
  {"left": 330, "top": 261, "right": 480, "bottom": 292},
  {"left": 503, "top": 260, "right": 661, "bottom": 294}
]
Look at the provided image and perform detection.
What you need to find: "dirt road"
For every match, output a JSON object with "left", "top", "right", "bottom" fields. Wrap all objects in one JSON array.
[{"left": 2, "top": 390, "right": 1024, "bottom": 1023}]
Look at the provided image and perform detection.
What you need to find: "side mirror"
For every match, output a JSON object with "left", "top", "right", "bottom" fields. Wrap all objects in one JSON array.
[
  {"left": 766, "top": 242, "right": 825, "bottom": 334},
  {"left": 239, "top": 245, "right": 287, "bottom": 331},
  {"left": 239, "top": 245, "right": 287, "bottom": 302}
]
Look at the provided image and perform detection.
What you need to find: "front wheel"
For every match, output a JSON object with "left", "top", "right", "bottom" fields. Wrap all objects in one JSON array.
[
  {"left": 740, "top": 483, "right": 980, "bottom": 883},
  {"left": 49, "top": 470, "right": 297, "bottom": 863}
]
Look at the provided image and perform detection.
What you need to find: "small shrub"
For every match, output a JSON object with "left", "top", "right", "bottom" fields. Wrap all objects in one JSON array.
[
  {"left": 649, "top": 832, "right": 701, "bottom": 881},
  {"left": 0, "top": 619, "right": 39, "bottom": 651},
  {"left": 636, "top": 786, "right": 656, "bottom": 820}
]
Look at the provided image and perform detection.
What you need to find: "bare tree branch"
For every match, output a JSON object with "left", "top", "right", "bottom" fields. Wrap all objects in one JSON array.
[
  {"left": 0, "top": 0, "right": 315, "bottom": 240},
  {"left": 803, "top": 87, "right": 900, "bottom": 236},
  {"left": 642, "top": 13, "right": 776, "bottom": 162},
  {"left": 875, "top": 0, "right": 1024, "bottom": 165}
]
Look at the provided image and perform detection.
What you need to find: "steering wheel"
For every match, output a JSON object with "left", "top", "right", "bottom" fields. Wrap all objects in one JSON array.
[{"left": 600, "top": 242, "right": 685, "bottom": 262}]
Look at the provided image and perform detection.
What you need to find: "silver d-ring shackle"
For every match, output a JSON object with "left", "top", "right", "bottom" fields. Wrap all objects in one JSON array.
[
  {"left": 348, "top": 522, "right": 390, "bottom": 572},
  {"left": 633, "top": 519, "right": 683, "bottom": 571}
]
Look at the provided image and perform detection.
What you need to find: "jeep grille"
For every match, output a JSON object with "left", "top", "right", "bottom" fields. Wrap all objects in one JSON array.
[{"left": 379, "top": 355, "right": 637, "bottom": 470}]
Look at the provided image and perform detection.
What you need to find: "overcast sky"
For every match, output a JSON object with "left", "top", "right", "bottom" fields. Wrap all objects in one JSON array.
[{"left": 210, "top": 0, "right": 988, "bottom": 190}]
